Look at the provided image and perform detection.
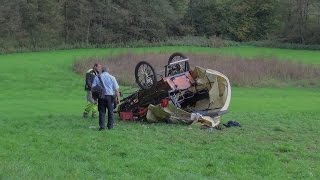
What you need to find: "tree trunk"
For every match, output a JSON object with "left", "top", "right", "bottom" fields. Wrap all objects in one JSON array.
[
  {"left": 64, "top": 1, "right": 68, "bottom": 44},
  {"left": 86, "top": 19, "right": 90, "bottom": 45}
]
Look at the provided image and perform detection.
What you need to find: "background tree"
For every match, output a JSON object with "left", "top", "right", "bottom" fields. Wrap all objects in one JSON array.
[
  {"left": 0, "top": 0, "right": 23, "bottom": 47},
  {"left": 276, "top": 0, "right": 320, "bottom": 44},
  {"left": 0, "top": 0, "right": 320, "bottom": 50}
]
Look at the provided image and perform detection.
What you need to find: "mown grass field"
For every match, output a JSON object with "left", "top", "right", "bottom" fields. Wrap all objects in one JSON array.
[{"left": 0, "top": 46, "right": 320, "bottom": 179}]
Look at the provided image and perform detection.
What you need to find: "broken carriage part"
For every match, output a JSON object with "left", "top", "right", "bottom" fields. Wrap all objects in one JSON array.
[
  {"left": 166, "top": 52, "right": 190, "bottom": 77},
  {"left": 126, "top": 52, "right": 199, "bottom": 115},
  {"left": 168, "top": 52, "right": 190, "bottom": 72},
  {"left": 118, "top": 52, "right": 232, "bottom": 127},
  {"left": 126, "top": 55, "right": 193, "bottom": 116},
  {"left": 122, "top": 53, "right": 191, "bottom": 119},
  {"left": 134, "top": 61, "right": 157, "bottom": 90},
  {"left": 134, "top": 53, "right": 191, "bottom": 90}
]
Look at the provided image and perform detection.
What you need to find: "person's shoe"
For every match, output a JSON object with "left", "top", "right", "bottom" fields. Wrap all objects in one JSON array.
[
  {"left": 92, "top": 112, "right": 97, "bottom": 118},
  {"left": 83, "top": 112, "right": 89, "bottom": 118},
  {"left": 98, "top": 127, "right": 105, "bottom": 131}
]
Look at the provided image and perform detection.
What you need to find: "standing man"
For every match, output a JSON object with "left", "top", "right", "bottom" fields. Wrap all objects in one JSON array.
[
  {"left": 92, "top": 66, "right": 120, "bottom": 130},
  {"left": 83, "top": 63, "right": 101, "bottom": 118}
]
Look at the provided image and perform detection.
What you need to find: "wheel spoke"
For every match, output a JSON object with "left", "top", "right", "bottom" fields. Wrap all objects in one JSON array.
[{"left": 135, "top": 61, "right": 157, "bottom": 89}]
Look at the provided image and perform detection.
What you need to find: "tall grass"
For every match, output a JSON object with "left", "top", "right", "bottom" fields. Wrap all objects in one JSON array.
[
  {"left": 0, "top": 36, "right": 237, "bottom": 54},
  {"left": 243, "top": 40, "right": 320, "bottom": 50},
  {"left": 74, "top": 53, "right": 320, "bottom": 87},
  {"left": 3, "top": 36, "right": 320, "bottom": 55}
]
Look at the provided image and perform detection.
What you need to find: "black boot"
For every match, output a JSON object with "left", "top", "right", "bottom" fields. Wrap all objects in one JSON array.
[{"left": 83, "top": 112, "right": 89, "bottom": 118}]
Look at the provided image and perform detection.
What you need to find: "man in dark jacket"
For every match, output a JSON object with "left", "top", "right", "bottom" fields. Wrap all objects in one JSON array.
[{"left": 83, "top": 63, "right": 101, "bottom": 118}]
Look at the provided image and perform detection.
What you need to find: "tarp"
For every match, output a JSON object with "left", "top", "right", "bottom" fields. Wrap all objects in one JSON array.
[
  {"left": 145, "top": 66, "right": 231, "bottom": 128},
  {"left": 146, "top": 101, "right": 221, "bottom": 127}
]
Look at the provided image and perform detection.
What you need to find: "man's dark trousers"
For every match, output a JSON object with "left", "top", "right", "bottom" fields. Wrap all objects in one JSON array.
[{"left": 98, "top": 95, "right": 114, "bottom": 129}]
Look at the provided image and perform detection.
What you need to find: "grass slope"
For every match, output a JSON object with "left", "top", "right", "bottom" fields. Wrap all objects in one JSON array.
[
  {"left": 217, "top": 46, "right": 320, "bottom": 65},
  {"left": 0, "top": 47, "right": 320, "bottom": 179}
]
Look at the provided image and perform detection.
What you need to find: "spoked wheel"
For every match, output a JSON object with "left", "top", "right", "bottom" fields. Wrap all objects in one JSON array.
[
  {"left": 167, "top": 52, "right": 190, "bottom": 76},
  {"left": 135, "top": 61, "right": 157, "bottom": 89}
]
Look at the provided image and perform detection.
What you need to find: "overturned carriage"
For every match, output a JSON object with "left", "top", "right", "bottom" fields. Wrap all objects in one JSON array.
[{"left": 118, "top": 53, "right": 231, "bottom": 127}]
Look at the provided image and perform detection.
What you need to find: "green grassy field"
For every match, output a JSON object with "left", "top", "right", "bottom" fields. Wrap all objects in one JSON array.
[
  {"left": 217, "top": 46, "right": 320, "bottom": 64},
  {"left": 1, "top": 46, "right": 320, "bottom": 179}
]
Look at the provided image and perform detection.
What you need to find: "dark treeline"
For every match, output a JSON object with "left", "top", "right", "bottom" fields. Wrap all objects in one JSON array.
[{"left": 1, "top": 0, "right": 320, "bottom": 49}]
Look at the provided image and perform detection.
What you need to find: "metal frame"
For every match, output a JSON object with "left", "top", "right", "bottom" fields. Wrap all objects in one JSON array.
[{"left": 164, "top": 59, "right": 189, "bottom": 77}]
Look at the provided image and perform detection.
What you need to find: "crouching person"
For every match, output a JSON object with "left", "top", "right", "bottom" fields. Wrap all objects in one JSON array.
[{"left": 92, "top": 66, "right": 120, "bottom": 131}]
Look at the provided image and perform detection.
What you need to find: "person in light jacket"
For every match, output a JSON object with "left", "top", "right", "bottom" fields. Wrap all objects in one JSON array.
[{"left": 92, "top": 66, "right": 120, "bottom": 130}]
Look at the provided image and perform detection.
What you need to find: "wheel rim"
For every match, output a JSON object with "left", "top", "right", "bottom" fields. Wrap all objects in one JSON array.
[
  {"left": 136, "top": 63, "right": 156, "bottom": 89},
  {"left": 167, "top": 53, "right": 190, "bottom": 76},
  {"left": 170, "top": 55, "right": 185, "bottom": 64}
]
